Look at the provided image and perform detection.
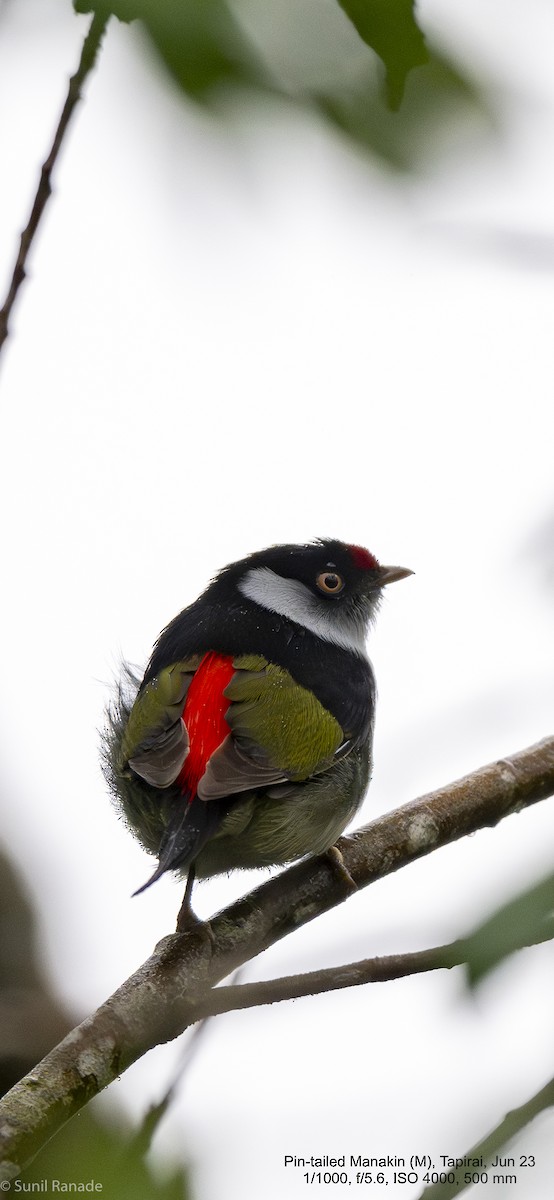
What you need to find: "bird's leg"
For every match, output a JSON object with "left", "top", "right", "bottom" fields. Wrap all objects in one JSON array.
[
  {"left": 325, "top": 844, "right": 358, "bottom": 893},
  {"left": 175, "top": 867, "right": 217, "bottom": 953},
  {"left": 175, "top": 865, "right": 199, "bottom": 933}
]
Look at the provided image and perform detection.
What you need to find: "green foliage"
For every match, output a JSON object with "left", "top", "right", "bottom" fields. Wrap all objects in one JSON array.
[
  {"left": 316, "top": 54, "right": 477, "bottom": 170},
  {"left": 461, "top": 870, "right": 554, "bottom": 988},
  {"left": 73, "top": 0, "right": 488, "bottom": 170},
  {"left": 337, "top": 0, "right": 428, "bottom": 109},
  {"left": 78, "top": 0, "right": 266, "bottom": 97},
  {"left": 18, "top": 1108, "right": 191, "bottom": 1200}
]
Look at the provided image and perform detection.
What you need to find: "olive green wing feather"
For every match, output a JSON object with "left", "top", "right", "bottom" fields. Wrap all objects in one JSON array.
[
  {"left": 197, "top": 655, "right": 345, "bottom": 801},
  {"left": 118, "top": 657, "right": 201, "bottom": 787}
]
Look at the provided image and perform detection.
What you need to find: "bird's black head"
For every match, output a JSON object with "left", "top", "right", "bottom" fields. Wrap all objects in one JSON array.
[{"left": 207, "top": 538, "right": 412, "bottom": 655}]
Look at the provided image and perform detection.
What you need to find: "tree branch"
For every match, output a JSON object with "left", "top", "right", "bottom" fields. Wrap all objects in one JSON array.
[
  {"left": 0, "top": 12, "right": 109, "bottom": 361},
  {"left": 194, "top": 945, "right": 463, "bottom": 1022},
  {"left": 0, "top": 735, "right": 553, "bottom": 1178},
  {"left": 186, "top": 916, "right": 554, "bottom": 1020}
]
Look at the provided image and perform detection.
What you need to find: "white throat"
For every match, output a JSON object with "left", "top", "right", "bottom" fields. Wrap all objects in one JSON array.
[{"left": 238, "top": 567, "right": 369, "bottom": 657}]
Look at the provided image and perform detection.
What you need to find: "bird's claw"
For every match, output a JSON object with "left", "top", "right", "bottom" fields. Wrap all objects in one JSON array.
[{"left": 325, "top": 844, "right": 358, "bottom": 893}]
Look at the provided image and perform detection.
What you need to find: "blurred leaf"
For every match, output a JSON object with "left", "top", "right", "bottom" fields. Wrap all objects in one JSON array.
[
  {"left": 74, "top": 0, "right": 269, "bottom": 99},
  {"left": 74, "top": 0, "right": 490, "bottom": 170},
  {"left": 74, "top": 0, "right": 145, "bottom": 20},
  {"left": 74, "top": 0, "right": 125, "bottom": 19},
  {"left": 420, "top": 1075, "right": 554, "bottom": 1199},
  {"left": 461, "top": 871, "right": 554, "bottom": 988},
  {"left": 337, "top": 0, "right": 428, "bottom": 110},
  {"left": 317, "top": 51, "right": 482, "bottom": 171},
  {"left": 0, "top": 848, "right": 41, "bottom": 992},
  {"left": 0, "top": 848, "right": 72, "bottom": 1097},
  {"left": 19, "top": 1108, "right": 191, "bottom": 1199}
]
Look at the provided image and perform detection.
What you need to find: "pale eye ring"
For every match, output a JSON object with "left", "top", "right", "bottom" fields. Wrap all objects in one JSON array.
[{"left": 316, "top": 570, "right": 344, "bottom": 595}]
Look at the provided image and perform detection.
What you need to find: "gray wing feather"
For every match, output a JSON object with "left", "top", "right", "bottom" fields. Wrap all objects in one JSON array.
[
  {"left": 129, "top": 718, "right": 189, "bottom": 787},
  {"left": 197, "top": 734, "right": 287, "bottom": 801}
]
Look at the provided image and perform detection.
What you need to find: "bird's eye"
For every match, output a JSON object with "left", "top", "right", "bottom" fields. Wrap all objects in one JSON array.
[{"left": 316, "top": 571, "right": 344, "bottom": 595}]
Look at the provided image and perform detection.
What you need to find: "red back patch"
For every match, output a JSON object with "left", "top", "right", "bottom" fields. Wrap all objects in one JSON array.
[{"left": 178, "top": 652, "right": 235, "bottom": 797}]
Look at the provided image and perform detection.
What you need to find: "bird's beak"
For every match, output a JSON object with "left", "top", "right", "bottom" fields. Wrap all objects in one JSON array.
[{"left": 376, "top": 564, "right": 414, "bottom": 586}]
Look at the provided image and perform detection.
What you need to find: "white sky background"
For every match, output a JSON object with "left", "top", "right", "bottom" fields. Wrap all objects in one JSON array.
[{"left": 0, "top": 1, "right": 553, "bottom": 1197}]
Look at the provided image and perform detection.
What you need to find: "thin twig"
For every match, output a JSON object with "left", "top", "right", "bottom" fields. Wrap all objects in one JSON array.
[
  {"left": 184, "top": 920, "right": 554, "bottom": 1020},
  {"left": 193, "top": 945, "right": 460, "bottom": 1018},
  {"left": 0, "top": 11, "right": 109, "bottom": 360}
]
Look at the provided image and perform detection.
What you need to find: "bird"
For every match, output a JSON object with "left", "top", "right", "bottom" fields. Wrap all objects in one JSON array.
[{"left": 104, "top": 539, "right": 412, "bottom": 921}]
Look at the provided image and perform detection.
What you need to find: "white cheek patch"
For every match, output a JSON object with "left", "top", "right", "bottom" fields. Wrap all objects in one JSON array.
[{"left": 238, "top": 567, "right": 369, "bottom": 656}]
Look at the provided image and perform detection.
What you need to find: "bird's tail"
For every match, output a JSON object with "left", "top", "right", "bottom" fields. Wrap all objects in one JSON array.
[{"left": 132, "top": 793, "right": 226, "bottom": 896}]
